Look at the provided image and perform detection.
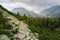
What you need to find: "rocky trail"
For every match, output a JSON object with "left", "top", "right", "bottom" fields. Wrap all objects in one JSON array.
[{"left": 0, "top": 13, "right": 38, "bottom": 40}]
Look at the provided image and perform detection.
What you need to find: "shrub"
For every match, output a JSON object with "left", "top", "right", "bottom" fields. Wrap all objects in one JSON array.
[{"left": 0, "top": 29, "right": 14, "bottom": 37}]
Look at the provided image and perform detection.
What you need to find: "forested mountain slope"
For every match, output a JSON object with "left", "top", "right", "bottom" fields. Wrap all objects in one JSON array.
[
  {"left": 40, "top": 5, "right": 60, "bottom": 18},
  {"left": 0, "top": 5, "right": 60, "bottom": 40},
  {"left": 0, "top": 5, "right": 38, "bottom": 40}
]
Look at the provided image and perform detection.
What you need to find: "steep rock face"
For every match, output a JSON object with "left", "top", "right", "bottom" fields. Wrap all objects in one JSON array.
[{"left": 40, "top": 5, "right": 60, "bottom": 18}]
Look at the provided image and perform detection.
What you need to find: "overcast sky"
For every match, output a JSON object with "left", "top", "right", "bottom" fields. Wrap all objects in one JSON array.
[{"left": 0, "top": 0, "right": 60, "bottom": 14}]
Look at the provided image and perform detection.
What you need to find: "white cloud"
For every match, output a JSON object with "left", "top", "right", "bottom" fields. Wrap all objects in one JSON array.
[
  {"left": 0, "top": 2, "right": 41, "bottom": 13},
  {"left": 9, "top": 0, "right": 60, "bottom": 6},
  {"left": 0, "top": 0, "right": 10, "bottom": 3},
  {"left": 0, "top": 0, "right": 60, "bottom": 14}
]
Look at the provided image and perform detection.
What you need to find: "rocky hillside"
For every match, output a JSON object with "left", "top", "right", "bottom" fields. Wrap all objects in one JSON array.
[
  {"left": 6, "top": 12, "right": 38, "bottom": 40},
  {"left": 0, "top": 5, "right": 38, "bottom": 40}
]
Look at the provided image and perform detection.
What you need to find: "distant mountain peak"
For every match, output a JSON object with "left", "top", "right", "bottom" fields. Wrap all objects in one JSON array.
[
  {"left": 12, "top": 7, "right": 39, "bottom": 17},
  {"left": 40, "top": 5, "right": 60, "bottom": 18},
  {"left": 12, "top": 7, "right": 28, "bottom": 12}
]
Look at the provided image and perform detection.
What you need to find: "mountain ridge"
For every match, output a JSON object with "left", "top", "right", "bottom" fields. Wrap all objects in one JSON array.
[
  {"left": 12, "top": 7, "right": 39, "bottom": 17},
  {"left": 40, "top": 5, "right": 60, "bottom": 18}
]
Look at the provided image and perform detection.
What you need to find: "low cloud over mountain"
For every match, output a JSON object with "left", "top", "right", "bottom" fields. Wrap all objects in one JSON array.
[{"left": 0, "top": 0, "right": 60, "bottom": 14}]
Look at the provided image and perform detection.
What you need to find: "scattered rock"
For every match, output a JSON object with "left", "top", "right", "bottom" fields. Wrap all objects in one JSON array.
[{"left": 0, "top": 35, "right": 10, "bottom": 40}]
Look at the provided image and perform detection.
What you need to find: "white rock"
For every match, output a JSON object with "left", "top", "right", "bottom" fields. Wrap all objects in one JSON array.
[{"left": 0, "top": 35, "right": 10, "bottom": 40}]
